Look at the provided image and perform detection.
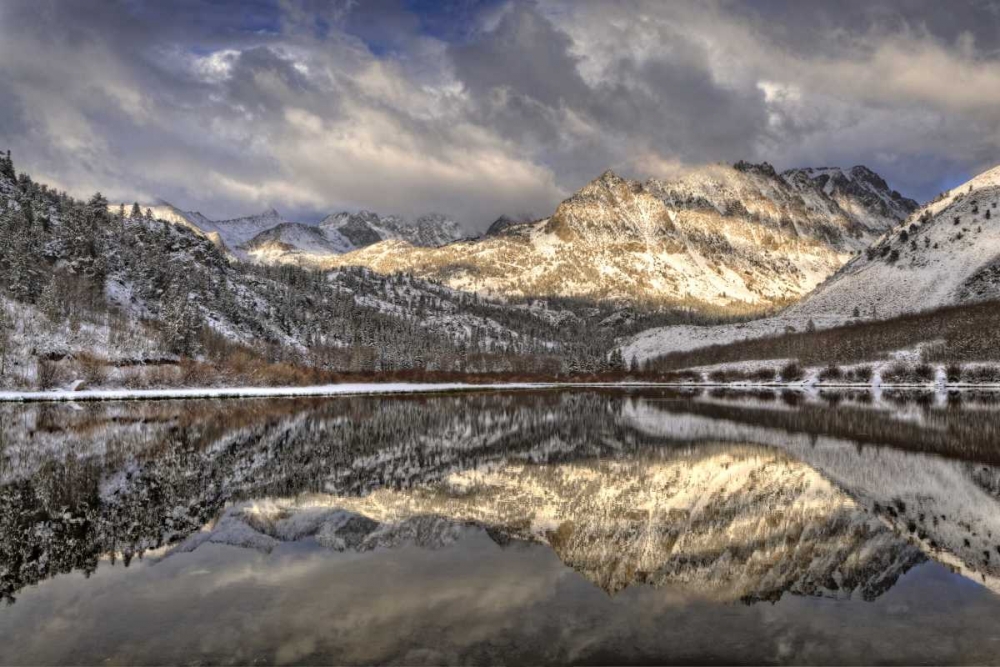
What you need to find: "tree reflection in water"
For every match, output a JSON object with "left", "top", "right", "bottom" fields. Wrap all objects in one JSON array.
[{"left": 2, "top": 388, "right": 1000, "bottom": 605}]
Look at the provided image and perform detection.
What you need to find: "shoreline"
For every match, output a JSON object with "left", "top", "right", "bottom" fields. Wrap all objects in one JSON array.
[{"left": 3, "top": 380, "right": 1000, "bottom": 402}]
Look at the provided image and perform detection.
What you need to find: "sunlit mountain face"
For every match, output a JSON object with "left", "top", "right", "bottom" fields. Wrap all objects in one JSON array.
[{"left": 3, "top": 389, "right": 1000, "bottom": 663}]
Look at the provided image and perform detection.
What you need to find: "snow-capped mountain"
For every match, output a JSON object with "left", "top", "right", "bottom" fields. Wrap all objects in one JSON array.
[
  {"left": 320, "top": 210, "right": 465, "bottom": 248},
  {"left": 782, "top": 165, "right": 917, "bottom": 235},
  {"left": 106, "top": 201, "right": 214, "bottom": 236},
  {"left": 485, "top": 214, "right": 535, "bottom": 236},
  {"left": 2, "top": 156, "right": 621, "bottom": 388},
  {"left": 242, "top": 222, "right": 354, "bottom": 266},
  {"left": 201, "top": 207, "right": 285, "bottom": 251},
  {"left": 323, "top": 162, "right": 915, "bottom": 309},
  {"left": 107, "top": 202, "right": 286, "bottom": 254},
  {"left": 789, "top": 164, "right": 1000, "bottom": 318}
]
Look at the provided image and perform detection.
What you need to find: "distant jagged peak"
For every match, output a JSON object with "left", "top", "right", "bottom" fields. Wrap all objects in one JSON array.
[
  {"left": 486, "top": 213, "right": 536, "bottom": 236},
  {"left": 216, "top": 206, "right": 283, "bottom": 225},
  {"left": 576, "top": 168, "right": 633, "bottom": 197},
  {"left": 781, "top": 164, "right": 918, "bottom": 224},
  {"left": 319, "top": 208, "right": 464, "bottom": 248},
  {"left": 733, "top": 160, "right": 779, "bottom": 179}
]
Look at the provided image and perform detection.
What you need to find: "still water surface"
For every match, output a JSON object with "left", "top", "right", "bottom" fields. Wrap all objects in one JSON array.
[{"left": 2, "top": 388, "right": 1000, "bottom": 664}]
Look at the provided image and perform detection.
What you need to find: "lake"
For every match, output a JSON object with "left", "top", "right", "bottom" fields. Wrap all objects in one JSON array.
[{"left": 1, "top": 387, "right": 1000, "bottom": 665}]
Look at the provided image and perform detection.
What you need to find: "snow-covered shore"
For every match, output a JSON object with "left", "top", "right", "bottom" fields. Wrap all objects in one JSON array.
[{"left": 0, "top": 382, "right": 565, "bottom": 403}]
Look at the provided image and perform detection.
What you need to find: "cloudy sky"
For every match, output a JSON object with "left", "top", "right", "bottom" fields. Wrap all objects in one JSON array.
[{"left": 2, "top": 0, "right": 1000, "bottom": 230}]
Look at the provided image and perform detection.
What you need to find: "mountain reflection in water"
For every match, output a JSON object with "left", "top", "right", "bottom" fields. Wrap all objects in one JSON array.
[{"left": 2, "top": 388, "right": 1000, "bottom": 664}]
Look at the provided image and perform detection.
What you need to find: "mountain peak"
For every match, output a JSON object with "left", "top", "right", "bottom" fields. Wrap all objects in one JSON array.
[
  {"left": 577, "top": 169, "right": 629, "bottom": 197},
  {"left": 320, "top": 209, "right": 463, "bottom": 248},
  {"left": 733, "top": 160, "right": 778, "bottom": 178},
  {"left": 486, "top": 214, "right": 534, "bottom": 237}
]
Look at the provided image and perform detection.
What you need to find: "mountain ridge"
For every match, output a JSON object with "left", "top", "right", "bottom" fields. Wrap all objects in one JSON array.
[
  {"left": 789, "top": 163, "right": 1000, "bottom": 318},
  {"left": 320, "top": 161, "right": 916, "bottom": 309}
]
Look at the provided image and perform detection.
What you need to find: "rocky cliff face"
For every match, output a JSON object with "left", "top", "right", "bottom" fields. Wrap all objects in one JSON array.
[
  {"left": 324, "top": 163, "right": 915, "bottom": 310},
  {"left": 320, "top": 210, "right": 464, "bottom": 248},
  {"left": 782, "top": 165, "right": 917, "bottom": 235}
]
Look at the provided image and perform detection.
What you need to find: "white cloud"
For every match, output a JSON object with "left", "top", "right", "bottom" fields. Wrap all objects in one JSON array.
[{"left": 4, "top": 0, "right": 1000, "bottom": 228}]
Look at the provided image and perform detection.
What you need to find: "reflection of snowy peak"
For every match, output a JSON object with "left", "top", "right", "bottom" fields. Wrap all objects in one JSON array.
[
  {"left": 319, "top": 210, "right": 464, "bottom": 248},
  {"left": 196, "top": 448, "right": 922, "bottom": 602},
  {"left": 790, "top": 163, "right": 1000, "bottom": 318},
  {"left": 8, "top": 391, "right": 1000, "bottom": 604}
]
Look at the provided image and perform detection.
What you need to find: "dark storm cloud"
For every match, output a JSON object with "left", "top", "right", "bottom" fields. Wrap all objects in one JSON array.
[
  {"left": 2, "top": 0, "right": 1000, "bottom": 227},
  {"left": 449, "top": 3, "right": 770, "bottom": 185}
]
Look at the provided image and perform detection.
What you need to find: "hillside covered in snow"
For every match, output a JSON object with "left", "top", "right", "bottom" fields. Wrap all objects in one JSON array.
[
  {"left": 789, "top": 164, "right": 1000, "bottom": 318},
  {"left": 623, "top": 164, "right": 1000, "bottom": 365},
  {"left": 107, "top": 201, "right": 466, "bottom": 266},
  {"left": 0, "top": 152, "right": 632, "bottom": 389}
]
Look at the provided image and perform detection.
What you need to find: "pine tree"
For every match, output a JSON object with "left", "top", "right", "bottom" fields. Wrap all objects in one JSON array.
[
  {"left": 131, "top": 202, "right": 142, "bottom": 219},
  {"left": 0, "top": 150, "right": 14, "bottom": 181},
  {"left": 38, "top": 279, "right": 60, "bottom": 321},
  {"left": 162, "top": 284, "right": 201, "bottom": 357},
  {"left": 0, "top": 305, "right": 9, "bottom": 377}
]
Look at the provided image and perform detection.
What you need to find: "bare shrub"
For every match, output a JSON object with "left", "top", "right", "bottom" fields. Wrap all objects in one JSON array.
[
  {"left": 882, "top": 363, "right": 918, "bottom": 384},
  {"left": 36, "top": 358, "right": 59, "bottom": 389},
  {"left": 847, "top": 366, "right": 873, "bottom": 383},
  {"left": 76, "top": 354, "right": 108, "bottom": 387},
  {"left": 818, "top": 365, "right": 844, "bottom": 382},
  {"left": 708, "top": 369, "right": 736, "bottom": 384},
  {"left": 946, "top": 363, "right": 963, "bottom": 383},
  {"left": 966, "top": 366, "right": 1000, "bottom": 384},
  {"left": 748, "top": 368, "right": 776, "bottom": 382},
  {"left": 914, "top": 363, "right": 936, "bottom": 382},
  {"left": 779, "top": 362, "right": 804, "bottom": 382},
  {"left": 666, "top": 370, "right": 702, "bottom": 383}
]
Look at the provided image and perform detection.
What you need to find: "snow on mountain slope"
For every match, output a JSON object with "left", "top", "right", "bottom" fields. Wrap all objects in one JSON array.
[
  {"left": 789, "top": 164, "right": 1000, "bottom": 318},
  {"left": 107, "top": 202, "right": 215, "bottom": 238},
  {"left": 621, "top": 314, "right": 852, "bottom": 363},
  {"left": 485, "top": 214, "right": 535, "bottom": 236},
  {"left": 109, "top": 203, "right": 289, "bottom": 255},
  {"left": 320, "top": 210, "right": 465, "bottom": 248},
  {"left": 242, "top": 222, "right": 354, "bottom": 266},
  {"left": 323, "top": 163, "right": 914, "bottom": 309},
  {"left": 199, "top": 207, "right": 286, "bottom": 253},
  {"left": 782, "top": 166, "right": 917, "bottom": 235},
  {"left": 111, "top": 202, "right": 466, "bottom": 259}
]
